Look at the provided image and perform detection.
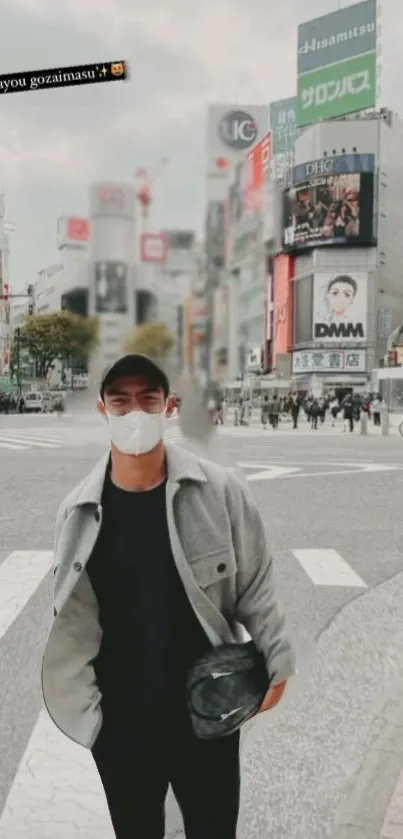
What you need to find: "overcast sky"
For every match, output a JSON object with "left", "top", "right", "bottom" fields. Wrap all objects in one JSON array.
[{"left": 1, "top": 0, "right": 400, "bottom": 290}]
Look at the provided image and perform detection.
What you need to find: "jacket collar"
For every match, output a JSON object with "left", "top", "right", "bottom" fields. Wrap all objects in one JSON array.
[{"left": 73, "top": 442, "right": 207, "bottom": 508}]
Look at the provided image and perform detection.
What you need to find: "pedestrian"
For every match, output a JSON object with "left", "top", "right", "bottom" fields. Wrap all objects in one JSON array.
[
  {"left": 241, "top": 395, "right": 251, "bottom": 425},
  {"left": 342, "top": 393, "right": 354, "bottom": 432},
  {"left": 304, "top": 396, "right": 313, "bottom": 423},
  {"left": 207, "top": 395, "right": 216, "bottom": 423},
  {"left": 330, "top": 397, "right": 339, "bottom": 427},
  {"left": 318, "top": 397, "right": 326, "bottom": 425},
  {"left": 372, "top": 394, "right": 381, "bottom": 426},
  {"left": 215, "top": 396, "right": 224, "bottom": 425},
  {"left": 41, "top": 353, "right": 296, "bottom": 839},
  {"left": 269, "top": 394, "right": 280, "bottom": 428},
  {"left": 361, "top": 395, "right": 371, "bottom": 420},
  {"left": 310, "top": 399, "right": 320, "bottom": 430},
  {"left": 290, "top": 394, "right": 301, "bottom": 430},
  {"left": 261, "top": 394, "right": 270, "bottom": 429},
  {"left": 352, "top": 393, "right": 361, "bottom": 422}
]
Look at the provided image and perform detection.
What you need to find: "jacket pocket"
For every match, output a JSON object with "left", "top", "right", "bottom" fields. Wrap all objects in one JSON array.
[{"left": 188, "top": 550, "right": 236, "bottom": 589}]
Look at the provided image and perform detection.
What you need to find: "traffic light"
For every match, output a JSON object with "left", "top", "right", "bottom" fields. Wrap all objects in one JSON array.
[{"left": 27, "top": 283, "right": 34, "bottom": 315}]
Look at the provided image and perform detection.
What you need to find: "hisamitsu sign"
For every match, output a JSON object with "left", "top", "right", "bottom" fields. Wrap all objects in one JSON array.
[
  {"left": 298, "top": 0, "right": 377, "bottom": 74},
  {"left": 297, "top": 1, "right": 377, "bottom": 125}
]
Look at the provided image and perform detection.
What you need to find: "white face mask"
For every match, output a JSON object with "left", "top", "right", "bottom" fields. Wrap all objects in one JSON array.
[{"left": 106, "top": 409, "right": 166, "bottom": 455}]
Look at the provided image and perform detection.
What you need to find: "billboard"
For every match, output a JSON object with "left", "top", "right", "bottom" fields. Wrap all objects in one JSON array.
[
  {"left": 90, "top": 182, "right": 136, "bottom": 219},
  {"left": 245, "top": 132, "right": 272, "bottom": 211},
  {"left": 140, "top": 233, "right": 167, "bottom": 262},
  {"left": 265, "top": 274, "right": 273, "bottom": 341},
  {"left": 211, "top": 284, "right": 229, "bottom": 381},
  {"left": 162, "top": 229, "right": 195, "bottom": 272},
  {"left": 312, "top": 272, "right": 368, "bottom": 342},
  {"left": 292, "top": 349, "right": 366, "bottom": 374},
  {"left": 283, "top": 171, "right": 374, "bottom": 251},
  {"left": 227, "top": 161, "right": 260, "bottom": 263},
  {"left": 206, "top": 104, "right": 269, "bottom": 180},
  {"left": 297, "top": 0, "right": 377, "bottom": 125},
  {"left": 270, "top": 97, "right": 299, "bottom": 179},
  {"left": 298, "top": 53, "right": 376, "bottom": 126},
  {"left": 273, "top": 254, "right": 294, "bottom": 357},
  {"left": 292, "top": 152, "right": 374, "bottom": 183},
  {"left": 57, "top": 217, "right": 89, "bottom": 249},
  {"left": 95, "top": 261, "right": 128, "bottom": 314}
]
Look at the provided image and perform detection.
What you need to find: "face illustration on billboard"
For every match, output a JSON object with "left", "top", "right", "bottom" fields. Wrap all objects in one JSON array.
[
  {"left": 312, "top": 272, "right": 367, "bottom": 341},
  {"left": 95, "top": 261, "right": 128, "bottom": 314},
  {"left": 283, "top": 171, "right": 373, "bottom": 251}
]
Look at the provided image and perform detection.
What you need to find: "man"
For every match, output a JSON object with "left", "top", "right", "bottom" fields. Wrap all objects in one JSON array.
[
  {"left": 290, "top": 393, "right": 301, "bottom": 430},
  {"left": 42, "top": 353, "right": 296, "bottom": 839},
  {"left": 268, "top": 393, "right": 280, "bottom": 429},
  {"left": 342, "top": 392, "right": 354, "bottom": 432}
]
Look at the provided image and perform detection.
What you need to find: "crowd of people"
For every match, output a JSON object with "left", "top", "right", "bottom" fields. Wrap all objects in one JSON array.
[
  {"left": 261, "top": 391, "right": 386, "bottom": 432},
  {"left": 0, "top": 391, "right": 25, "bottom": 414},
  {"left": 209, "top": 391, "right": 387, "bottom": 433}
]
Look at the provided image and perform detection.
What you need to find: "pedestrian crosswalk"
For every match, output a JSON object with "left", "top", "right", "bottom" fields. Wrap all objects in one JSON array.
[
  {"left": 0, "top": 428, "right": 64, "bottom": 449},
  {"left": 0, "top": 544, "right": 372, "bottom": 837}
]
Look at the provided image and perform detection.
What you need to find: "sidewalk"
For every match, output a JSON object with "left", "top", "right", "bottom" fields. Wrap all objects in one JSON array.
[
  {"left": 382, "top": 768, "right": 403, "bottom": 838},
  {"left": 332, "top": 700, "right": 403, "bottom": 838}
]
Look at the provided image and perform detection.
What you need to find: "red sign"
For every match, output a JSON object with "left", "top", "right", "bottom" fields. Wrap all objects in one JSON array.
[
  {"left": 66, "top": 217, "right": 89, "bottom": 242},
  {"left": 97, "top": 186, "right": 125, "bottom": 205},
  {"left": 245, "top": 132, "right": 272, "bottom": 212},
  {"left": 273, "top": 254, "right": 294, "bottom": 358},
  {"left": 140, "top": 233, "right": 168, "bottom": 262}
]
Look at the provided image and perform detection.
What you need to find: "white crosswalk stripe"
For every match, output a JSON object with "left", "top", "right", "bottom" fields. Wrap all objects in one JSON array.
[
  {"left": 0, "top": 429, "right": 63, "bottom": 449},
  {"left": 0, "top": 544, "right": 369, "bottom": 836},
  {"left": 164, "top": 426, "right": 185, "bottom": 444},
  {"left": 292, "top": 549, "right": 367, "bottom": 587}
]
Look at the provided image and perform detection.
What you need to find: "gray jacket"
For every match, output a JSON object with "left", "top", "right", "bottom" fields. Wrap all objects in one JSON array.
[{"left": 42, "top": 444, "right": 296, "bottom": 749}]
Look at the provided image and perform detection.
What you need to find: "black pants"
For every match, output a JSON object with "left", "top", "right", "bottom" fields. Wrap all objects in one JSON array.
[
  {"left": 373, "top": 412, "right": 381, "bottom": 426},
  {"left": 311, "top": 415, "right": 318, "bottom": 429},
  {"left": 92, "top": 717, "right": 240, "bottom": 839},
  {"left": 291, "top": 411, "right": 299, "bottom": 429},
  {"left": 345, "top": 415, "right": 354, "bottom": 431}
]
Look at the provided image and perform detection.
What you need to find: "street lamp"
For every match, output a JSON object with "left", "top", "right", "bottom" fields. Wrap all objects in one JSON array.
[{"left": 14, "top": 327, "right": 21, "bottom": 392}]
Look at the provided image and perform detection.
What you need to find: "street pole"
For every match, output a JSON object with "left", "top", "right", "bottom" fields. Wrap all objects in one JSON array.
[{"left": 15, "top": 327, "right": 21, "bottom": 392}]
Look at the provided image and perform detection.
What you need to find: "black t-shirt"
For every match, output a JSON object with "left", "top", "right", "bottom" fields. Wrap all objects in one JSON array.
[{"left": 86, "top": 470, "right": 211, "bottom": 726}]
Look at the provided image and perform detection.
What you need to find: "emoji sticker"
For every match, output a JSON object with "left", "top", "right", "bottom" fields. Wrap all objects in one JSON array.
[{"left": 111, "top": 63, "right": 125, "bottom": 77}]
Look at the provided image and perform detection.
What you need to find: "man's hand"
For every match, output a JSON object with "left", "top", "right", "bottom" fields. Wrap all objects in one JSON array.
[{"left": 257, "top": 680, "right": 287, "bottom": 713}]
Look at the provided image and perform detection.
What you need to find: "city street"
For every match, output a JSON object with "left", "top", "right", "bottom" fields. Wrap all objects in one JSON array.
[{"left": 0, "top": 411, "right": 403, "bottom": 838}]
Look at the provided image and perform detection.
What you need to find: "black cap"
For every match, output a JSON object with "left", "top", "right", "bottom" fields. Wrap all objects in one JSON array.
[{"left": 100, "top": 353, "right": 170, "bottom": 399}]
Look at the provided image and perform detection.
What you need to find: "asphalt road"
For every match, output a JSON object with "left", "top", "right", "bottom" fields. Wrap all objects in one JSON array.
[{"left": 0, "top": 411, "right": 402, "bottom": 838}]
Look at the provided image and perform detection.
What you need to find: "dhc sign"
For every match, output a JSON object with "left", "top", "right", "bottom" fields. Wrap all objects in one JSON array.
[{"left": 293, "top": 153, "right": 375, "bottom": 185}]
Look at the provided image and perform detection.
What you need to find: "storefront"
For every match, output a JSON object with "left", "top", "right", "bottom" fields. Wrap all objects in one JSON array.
[
  {"left": 372, "top": 367, "right": 403, "bottom": 413},
  {"left": 291, "top": 348, "right": 369, "bottom": 395}
]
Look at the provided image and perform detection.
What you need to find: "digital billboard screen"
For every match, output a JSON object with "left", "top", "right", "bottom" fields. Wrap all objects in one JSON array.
[{"left": 283, "top": 171, "right": 374, "bottom": 251}]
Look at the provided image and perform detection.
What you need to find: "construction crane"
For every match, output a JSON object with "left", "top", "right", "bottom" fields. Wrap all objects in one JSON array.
[{"left": 134, "top": 157, "right": 168, "bottom": 232}]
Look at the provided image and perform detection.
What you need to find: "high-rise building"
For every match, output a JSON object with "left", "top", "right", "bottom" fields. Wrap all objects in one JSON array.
[{"left": 279, "top": 109, "right": 403, "bottom": 394}]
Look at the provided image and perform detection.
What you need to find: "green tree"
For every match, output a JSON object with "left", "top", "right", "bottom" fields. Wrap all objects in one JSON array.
[
  {"left": 16, "top": 311, "right": 99, "bottom": 379},
  {"left": 124, "top": 321, "right": 176, "bottom": 362}
]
